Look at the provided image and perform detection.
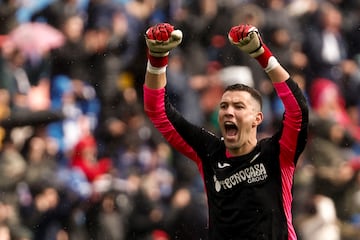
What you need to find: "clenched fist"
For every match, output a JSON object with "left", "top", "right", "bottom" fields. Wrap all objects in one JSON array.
[{"left": 145, "top": 23, "right": 183, "bottom": 57}]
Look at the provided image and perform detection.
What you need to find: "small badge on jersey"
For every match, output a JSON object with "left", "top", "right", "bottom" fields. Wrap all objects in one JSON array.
[{"left": 217, "top": 162, "right": 231, "bottom": 169}]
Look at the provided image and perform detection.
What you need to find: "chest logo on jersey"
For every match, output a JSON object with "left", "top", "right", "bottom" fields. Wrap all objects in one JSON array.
[{"left": 213, "top": 163, "right": 268, "bottom": 192}]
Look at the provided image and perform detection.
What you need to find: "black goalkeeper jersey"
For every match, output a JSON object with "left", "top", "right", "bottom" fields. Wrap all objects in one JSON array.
[{"left": 144, "top": 78, "right": 309, "bottom": 240}]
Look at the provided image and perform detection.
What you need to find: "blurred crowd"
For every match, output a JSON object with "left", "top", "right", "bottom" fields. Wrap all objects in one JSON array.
[{"left": 0, "top": 0, "right": 360, "bottom": 239}]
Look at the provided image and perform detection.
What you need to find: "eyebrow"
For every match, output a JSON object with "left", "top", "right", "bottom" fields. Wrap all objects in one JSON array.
[{"left": 219, "top": 99, "right": 246, "bottom": 106}]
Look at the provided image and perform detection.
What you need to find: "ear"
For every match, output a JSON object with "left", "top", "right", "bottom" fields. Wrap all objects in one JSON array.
[{"left": 253, "top": 111, "right": 263, "bottom": 127}]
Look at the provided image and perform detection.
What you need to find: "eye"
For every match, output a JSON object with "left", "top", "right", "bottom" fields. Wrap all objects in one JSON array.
[
  {"left": 234, "top": 104, "right": 244, "bottom": 109},
  {"left": 219, "top": 103, "right": 227, "bottom": 109}
]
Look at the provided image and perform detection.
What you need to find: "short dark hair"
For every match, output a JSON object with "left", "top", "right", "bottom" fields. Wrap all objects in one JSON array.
[{"left": 224, "top": 84, "right": 263, "bottom": 109}]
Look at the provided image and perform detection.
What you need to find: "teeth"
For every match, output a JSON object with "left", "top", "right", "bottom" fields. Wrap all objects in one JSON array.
[
  {"left": 224, "top": 121, "right": 237, "bottom": 131},
  {"left": 224, "top": 121, "right": 235, "bottom": 125}
]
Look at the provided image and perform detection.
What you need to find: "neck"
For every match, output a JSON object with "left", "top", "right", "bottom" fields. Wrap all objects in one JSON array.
[{"left": 227, "top": 138, "right": 257, "bottom": 157}]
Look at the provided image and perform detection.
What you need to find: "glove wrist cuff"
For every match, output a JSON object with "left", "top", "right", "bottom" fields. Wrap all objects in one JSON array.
[
  {"left": 263, "top": 56, "right": 279, "bottom": 73},
  {"left": 147, "top": 49, "right": 169, "bottom": 67},
  {"left": 147, "top": 60, "right": 167, "bottom": 74},
  {"left": 255, "top": 44, "right": 274, "bottom": 69}
]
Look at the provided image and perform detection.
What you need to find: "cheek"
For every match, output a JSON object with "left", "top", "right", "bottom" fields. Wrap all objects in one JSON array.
[
  {"left": 236, "top": 112, "right": 255, "bottom": 125},
  {"left": 217, "top": 110, "right": 225, "bottom": 122}
]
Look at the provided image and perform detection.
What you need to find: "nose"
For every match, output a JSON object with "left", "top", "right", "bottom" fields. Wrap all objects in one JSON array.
[{"left": 223, "top": 106, "right": 235, "bottom": 117}]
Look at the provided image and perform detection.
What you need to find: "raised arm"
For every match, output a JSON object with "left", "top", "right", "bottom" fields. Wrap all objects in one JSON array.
[
  {"left": 228, "top": 24, "right": 290, "bottom": 83},
  {"left": 144, "top": 23, "right": 183, "bottom": 89},
  {"left": 229, "top": 24, "right": 309, "bottom": 163},
  {"left": 143, "top": 23, "right": 208, "bottom": 167}
]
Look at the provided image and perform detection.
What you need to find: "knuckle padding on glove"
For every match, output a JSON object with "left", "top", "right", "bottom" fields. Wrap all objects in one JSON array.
[
  {"left": 145, "top": 23, "right": 183, "bottom": 58},
  {"left": 154, "top": 27, "right": 168, "bottom": 41},
  {"left": 151, "top": 23, "right": 174, "bottom": 42}
]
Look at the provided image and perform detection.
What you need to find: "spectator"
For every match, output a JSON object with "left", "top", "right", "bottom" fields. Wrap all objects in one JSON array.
[
  {"left": 47, "top": 74, "right": 100, "bottom": 164},
  {"left": 50, "top": 14, "right": 89, "bottom": 82},
  {"left": 304, "top": 113, "right": 360, "bottom": 239},
  {"left": 30, "top": 0, "right": 80, "bottom": 29},
  {"left": 0, "top": 0, "right": 19, "bottom": 34},
  {"left": 297, "top": 195, "right": 341, "bottom": 240},
  {"left": 164, "top": 187, "right": 208, "bottom": 240},
  {"left": 0, "top": 136, "right": 27, "bottom": 196},
  {"left": 302, "top": 2, "right": 348, "bottom": 85},
  {"left": 19, "top": 184, "right": 73, "bottom": 240},
  {"left": 127, "top": 175, "right": 168, "bottom": 240},
  {"left": 70, "top": 134, "right": 112, "bottom": 182},
  {"left": 309, "top": 77, "right": 360, "bottom": 142},
  {"left": 94, "top": 191, "right": 127, "bottom": 240}
]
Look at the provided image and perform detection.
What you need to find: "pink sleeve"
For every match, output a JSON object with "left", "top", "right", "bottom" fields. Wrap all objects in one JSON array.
[
  {"left": 274, "top": 81, "right": 306, "bottom": 240},
  {"left": 143, "top": 85, "right": 204, "bottom": 173}
]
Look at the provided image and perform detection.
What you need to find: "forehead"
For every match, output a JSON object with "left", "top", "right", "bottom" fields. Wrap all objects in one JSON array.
[
  {"left": 220, "top": 90, "right": 261, "bottom": 110},
  {"left": 220, "top": 90, "right": 253, "bottom": 103}
]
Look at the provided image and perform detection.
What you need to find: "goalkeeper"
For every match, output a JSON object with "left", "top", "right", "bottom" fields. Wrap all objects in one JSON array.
[{"left": 143, "top": 23, "right": 309, "bottom": 240}]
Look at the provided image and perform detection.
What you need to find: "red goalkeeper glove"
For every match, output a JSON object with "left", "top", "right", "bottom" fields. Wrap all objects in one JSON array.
[
  {"left": 145, "top": 23, "right": 183, "bottom": 74},
  {"left": 228, "top": 24, "right": 279, "bottom": 72}
]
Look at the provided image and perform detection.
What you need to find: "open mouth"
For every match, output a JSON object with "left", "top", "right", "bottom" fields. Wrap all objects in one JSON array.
[{"left": 224, "top": 122, "right": 238, "bottom": 137}]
